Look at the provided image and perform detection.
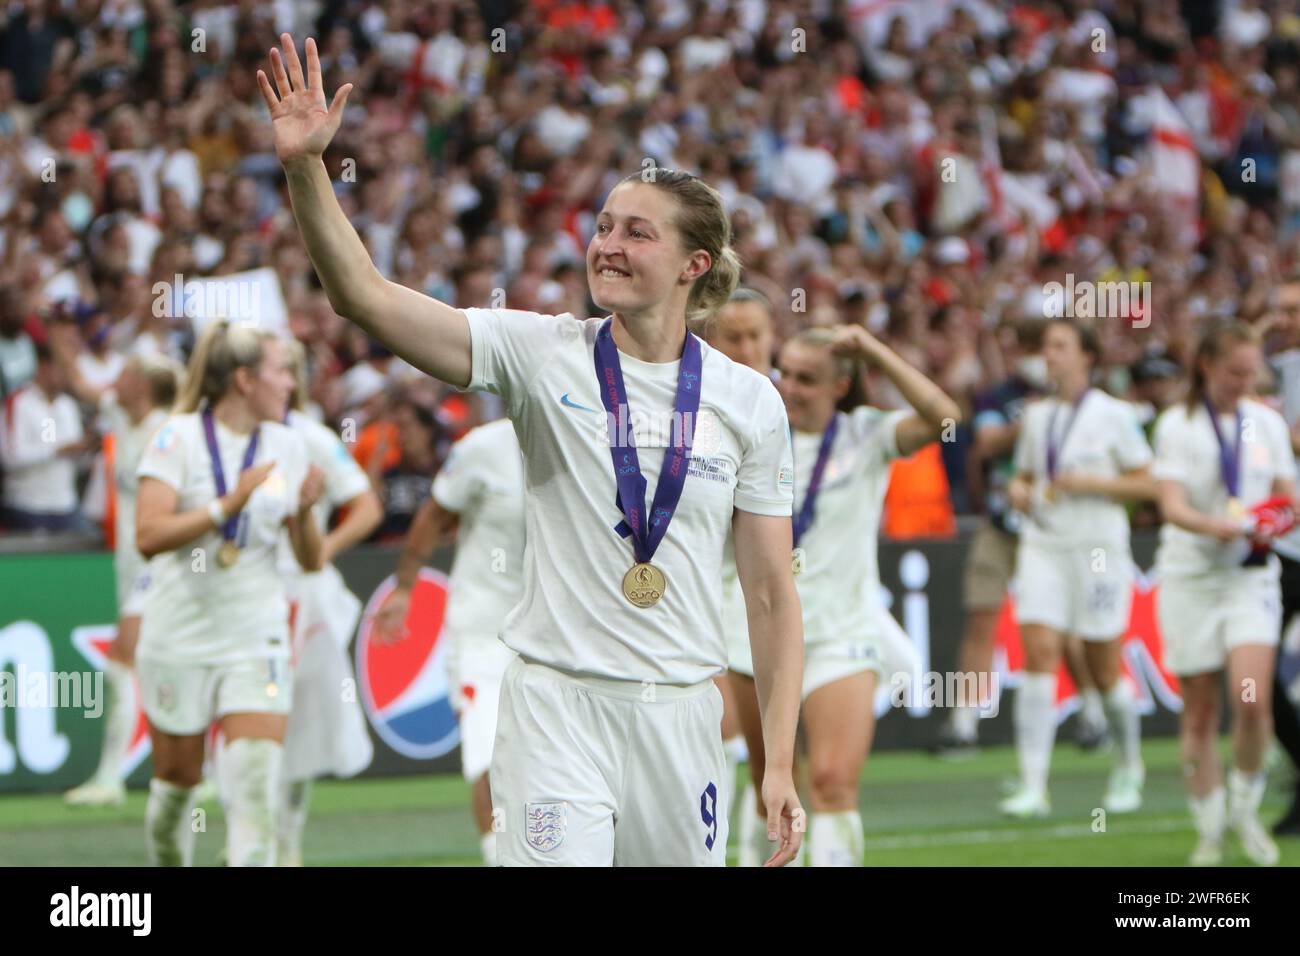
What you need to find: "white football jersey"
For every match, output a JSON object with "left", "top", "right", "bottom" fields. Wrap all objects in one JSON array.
[
  {"left": 1013, "top": 389, "right": 1152, "bottom": 550},
  {"left": 464, "top": 307, "right": 794, "bottom": 685},
  {"left": 432, "top": 417, "right": 527, "bottom": 648},
  {"left": 1153, "top": 398, "right": 1296, "bottom": 575},
  {"left": 136, "top": 411, "right": 309, "bottom": 663}
]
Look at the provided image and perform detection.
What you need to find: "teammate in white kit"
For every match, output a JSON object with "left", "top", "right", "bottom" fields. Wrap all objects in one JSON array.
[
  {"left": 1001, "top": 318, "right": 1155, "bottom": 819},
  {"left": 1152, "top": 321, "right": 1294, "bottom": 866},
  {"left": 705, "top": 288, "right": 781, "bottom": 866},
  {"left": 260, "top": 33, "right": 805, "bottom": 866},
  {"left": 277, "top": 339, "right": 383, "bottom": 866},
  {"left": 377, "top": 416, "right": 525, "bottom": 866},
  {"left": 776, "top": 325, "right": 960, "bottom": 866},
  {"left": 62, "top": 354, "right": 183, "bottom": 807},
  {"left": 134, "top": 321, "right": 325, "bottom": 866}
]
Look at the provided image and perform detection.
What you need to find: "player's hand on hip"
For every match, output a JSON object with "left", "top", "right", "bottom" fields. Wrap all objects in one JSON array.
[
  {"left": 258, "top": 34, "right": 353, "bottom": 165},
  {"left": 761, "top": 773, "right": 805, "bottom": 867}
]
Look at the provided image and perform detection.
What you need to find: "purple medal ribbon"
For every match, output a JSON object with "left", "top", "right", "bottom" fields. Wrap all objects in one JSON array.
[
  {"left": 202, "top": 406, "right": 261, "bottom": 545},
  {"left": 593, "top": 318, "right": 702, "bottom": 564},
  {"left": 792, "top": 413, "right": 839, "bottom": 548},
  {"left": 1046, "top": 388, "right": 1090, "bottom": 480},
  {"left": 1203, "top": 397, "right": 1243, "bottom": 499}
]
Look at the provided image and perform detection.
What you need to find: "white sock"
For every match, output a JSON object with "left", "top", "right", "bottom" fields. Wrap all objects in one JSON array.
[
  {"left": 1102, "top": 680, "right": 1141, "bottom": 770},
  {"left": 1189, "top": 786, "right": 1227, "bottom": 840},
  {"left": 277, "top": 777, "right": 311, "bottom": 867},
  {"left": 1227, "top": 768, "right": 1267, "bottom": 822},
  {"left": 480, "top": 831, "right": 499, "bottom": 867},
  {"left": 220, "top": 738, "right": 282, "bottom": 867},
  {"left": 951, "top": 705, "right": 978, "bottom": 741},
  {"left": 737, "top": 785, "right": 762, "bottom": 867},
  {"left": 1080, "top": 687, "right": 1105, "bottom": 730},
  {"left": 145, "top": 778, "right": 196, "bottom": 866},
  {"left": 93, "top": 660, "right": 136, "bottom": 786},
  {"left": 1014, "top": 673, "right": 1057, "bottom": 795},
  {"left": 809, "top": 810, "right": 864, "bottom": 867}
]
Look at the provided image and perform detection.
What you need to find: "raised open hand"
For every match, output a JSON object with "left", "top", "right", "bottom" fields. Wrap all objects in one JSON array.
[{"left": 257, "top": 33, "right": 353, "bottom": 166}]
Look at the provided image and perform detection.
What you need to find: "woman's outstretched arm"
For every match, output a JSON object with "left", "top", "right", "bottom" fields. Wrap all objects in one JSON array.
[{"left": 259, "top": 33, "right": 472, "bottom": 387}]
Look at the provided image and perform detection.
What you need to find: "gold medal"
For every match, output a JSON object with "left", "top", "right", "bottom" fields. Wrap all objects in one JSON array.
[
  {"left": 1226, "top": 497, "right": 1246, "bottom": 521},
  {"left": 622, "top": 562, "right": 666, "bottom": 608},
  {"left": 792, "top": 548, "right": 805, "bottom": 576},
  {"left": 217, "top": 540, "right": 240, "bottom": 568},
  {"left": 1044, "top": 485, "right": 1057, "bottom": 503}
]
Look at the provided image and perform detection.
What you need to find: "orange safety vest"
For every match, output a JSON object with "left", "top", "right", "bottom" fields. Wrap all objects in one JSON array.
[{"left": 882, "top": 442, "right": 956, "bottom": 539}]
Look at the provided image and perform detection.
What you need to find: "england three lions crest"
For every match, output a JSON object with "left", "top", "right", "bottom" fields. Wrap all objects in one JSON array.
[{"left": 525, "top": 802, "right": 567, "bottom": 852}]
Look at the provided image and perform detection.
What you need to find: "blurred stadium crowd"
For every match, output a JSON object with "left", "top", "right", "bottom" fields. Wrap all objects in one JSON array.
[{"left": 2, "top": 0, "right": 1299, "bottom": 541}]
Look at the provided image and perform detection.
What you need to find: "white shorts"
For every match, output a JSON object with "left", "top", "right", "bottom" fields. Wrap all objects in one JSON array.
[
  {"left": 1157, "top": 567, "right": 1282, "bottom": 676},
  {"left": 116, "top": 559, "right": 152, "bottom": 618},
  {"left": 137, "top": 653, "right": 291, "bottom": 736},
  {"left": 490, "top": 656, "right": 728, "bottom": 867},
  {"left": 445, "top": 636, "right": 516, "bottom": 783},
  {"left": 1013, "top": 541, "right": 1132, "bottom": 640}
]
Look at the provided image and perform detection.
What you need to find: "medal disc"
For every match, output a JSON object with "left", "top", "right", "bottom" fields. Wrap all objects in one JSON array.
[
  {"left": 217, "top": 541, "right": 239, "bottom": 568},
  {"left": 622, "top": 562, "right": 666, "bottom": 608}
]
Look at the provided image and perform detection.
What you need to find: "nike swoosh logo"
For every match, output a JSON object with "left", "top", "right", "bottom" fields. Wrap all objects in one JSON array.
[{"left": 560, "top": 393, "right": 600, "bottom": 414}]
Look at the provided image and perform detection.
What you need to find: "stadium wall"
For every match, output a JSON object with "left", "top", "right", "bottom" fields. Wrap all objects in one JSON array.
[{"left": 0, "top": 534, "right": 1183, "bottom": 793}]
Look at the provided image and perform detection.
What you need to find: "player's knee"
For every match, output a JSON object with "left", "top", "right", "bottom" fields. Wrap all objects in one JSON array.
[
  {"left": 1233, "top": 696, "right": 1272, "bottom": 733},
  {"left": 1181, "top": 705, "right": 1218, "bottom": 743},
  {"left": 807, "top": 762, "right": 854, "bottom": 805}
]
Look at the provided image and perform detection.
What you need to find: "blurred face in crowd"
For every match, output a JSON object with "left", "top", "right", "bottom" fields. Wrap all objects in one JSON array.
[
  {"left": 394, "top": 404, "right": 435, "bottom": 462},
  {"left": 35, "top": 355, "right": 67, "bottom": 395},
  {"left": 587, "top": 182, "right": 708, "bottom": 321},
  {"left": 1042, "top": 322, "right": 1091, "bottom": 391},
  {"left": 233, "top": 337, "right": 295, "bottom": 423},
  {"left": 1275, "top": 282, "right": 1300, "bottom": 348},
  {"left": 777, "top": 339, "right": 849, "bottom": 434},
  {"left": 1203, "top": 341, "right": 1262, "bottom": 408},
  {"left": 707, "top": 299, "right": 773, "bottom": 375}
]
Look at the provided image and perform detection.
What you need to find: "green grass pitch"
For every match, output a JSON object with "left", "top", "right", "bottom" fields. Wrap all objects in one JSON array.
[{"left": 2, "top": 737, "right": 1296, "bottom": 866}]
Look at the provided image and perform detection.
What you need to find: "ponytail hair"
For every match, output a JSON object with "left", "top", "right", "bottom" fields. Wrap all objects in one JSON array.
[
  {"left": 1185, "top": 320, "right": 1259, "bottom": 412},
  {"left": 283, "top": 336, "right": 309, "bottom": 413},
  {"left": 619, "top": 168, "right": 742, "bottom": 332},
  {"left": 174, "top": 320, "right": 278, "bottom": 413}
]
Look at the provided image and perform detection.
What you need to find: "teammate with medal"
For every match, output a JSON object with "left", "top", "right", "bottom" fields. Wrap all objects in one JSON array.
[
  {"left": 1153, "top": 321, "right": 1297, "bottom": 865},
  {"left": 1002, "top": 318, "right": 1155, "bottom": 819},
  {"left": 776, "top": 324, "right": 961, "bottom": 865},
  {"left": 134, "top": 320, "right": 325, "bottom": 866},
  {"left": 260, "top": 33, "right": 804, "bottom": 866}
]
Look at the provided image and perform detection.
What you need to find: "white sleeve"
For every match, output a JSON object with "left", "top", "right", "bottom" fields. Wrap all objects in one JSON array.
[
  {"left": 316, "top": 424, "right": 372, "bottom": 507},
  {"left": 1112, "top": 401, "right": 1154, "bottom": 472},
  {"left": 1151, "top": 410, "right": 1190, "bottom": 484},
  {"left": 431, "top": 429, "right": 482, "bottom": 514},
  {"left": 734, "top": 381, "right": 794, "bottom": 517},
  {"left": 843, "top": 405, "right": 909, "bottom": 464},
  {"left": 136, "top": 417, "right": 188, "bottom": 492},
  {"left": 463, "top": 308, "right": 577, "bottom": 411}
]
